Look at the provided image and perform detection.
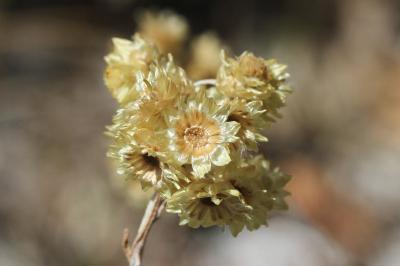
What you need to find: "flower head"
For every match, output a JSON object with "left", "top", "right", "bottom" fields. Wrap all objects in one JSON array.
[
  {"left": 107, "top": 115, "right": 191, "bottom": 196},
  {"left": 104, "top": 34, "right": 160, "bottom": 105},
  {"left": 107, "top": 102, "right": 182, "bottom": 194},
  {"left": 165, "top": 90, "right": 240, "bottom": 178},
  {"left": 228, "top": 156, "right": 291, "bottom": 230},
  {"left": 216, "top": 51, "right": 291, "bottom": 119},
  {"left": 104, "top": 21, "right": 293, "bottom": 237},
  {"left": 166, "top": 179, "right": 252, "bottom": 235},
  {"left": 187, "top": 32, "right": 224, "bottom": 79},
  {"left": 107, "top": 108, "right": 165, "bottom": 185},
  {"left": 166, "top": 156, "right": 291, "bottom": 235},
  {"left": 227, "top": 98, "right": 269, "bottom": 153},
  {"left": 260, "top": 159, "right": 291, "bottom": 210},
  {"left": 138, "top": 10, "right": 188, "bottom": 55},
  {"left": 133, "top": 57, "right": 193, "bottom": 121}
]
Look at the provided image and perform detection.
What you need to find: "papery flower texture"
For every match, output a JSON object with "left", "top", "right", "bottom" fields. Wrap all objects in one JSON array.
[{"left": 105, "top": 21, "right": 292, "bottom": 235}]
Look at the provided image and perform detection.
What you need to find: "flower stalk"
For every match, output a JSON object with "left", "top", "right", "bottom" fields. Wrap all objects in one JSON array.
[
  {"left": 193, "top": 79, "right": 216, "bottom": 87},
  {"left": 122, "top": 193, "right": 165, "bottom": 266}
]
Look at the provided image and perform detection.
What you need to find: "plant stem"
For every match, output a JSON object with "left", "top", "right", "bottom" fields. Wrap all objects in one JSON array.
[
  {"left": 122, "top": 193, "right": 165, "bottom": 266},
  {"left": 194, "top": 79, "right": 216, "bottom": 87}
]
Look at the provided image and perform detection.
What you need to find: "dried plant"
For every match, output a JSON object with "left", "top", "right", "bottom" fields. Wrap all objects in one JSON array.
[{"left": 104, "top": 10, "right": 292, "bottom": 266}]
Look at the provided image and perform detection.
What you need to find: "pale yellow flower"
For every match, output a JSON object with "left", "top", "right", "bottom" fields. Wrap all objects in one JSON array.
[
  {"left": 106, "top": 96, "right": 167, "bottom": 147},
  {"left": 187, "top": 32, "right": 224, "bottom": 79},
  {"left": 133, "top": 59, "right": 193, "bottom": 121},
  {"left": 106, "top": 103, "right": 185, "bottom": 193},
  {"left": 107, "top": 119, "right": 191, "bottom": 195},
  {"left": 216, "top": 51, "right": 291, "bottom": 119},
  {"left": 106, "top": 50, "right": 196, "bottom": 191},
  {"left": 166, "top": 155, "right": 290, "bottom": 235},
  {"left": 166, "top": 179, "right": 252, "bottom": 236},
  {"left": 217, "top": 51, "right": 269, "bottom": 99},
  {"left": 107, "top": 141, "right": 161, "bottom": 188},
  {"left": 107, "top": 56, "right": 193, "bottom": 130},
  {"left": 104, "top": 20, "right": 293, "bottom": 236},
  {"left": 104, "top": 34, "right": 160, "bottom": 105},
  {"left": 204, "top": 90, "right": 269, "bottom": 153},
  {"left": 165, "top": 91, "right": 240, "bottom": 178},
  {"left": 227, "top": 156, "right": 290, "bottom": 230},
  {"left": 227, "top": 98, "right": 269, "bottom": 153},
  {"left": 262, "top": 58, "right": 292, "bottom": 120},
  {"left": 260, "top": 158, "right": 291, "bottom": 210},
  {"left": 138, "top": 10, "right": 188, "bottom": 55}
]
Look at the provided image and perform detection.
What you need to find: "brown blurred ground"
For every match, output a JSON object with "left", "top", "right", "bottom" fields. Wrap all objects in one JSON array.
[{"left": 1, "top": 0, "right": 400, "bottom": 265}]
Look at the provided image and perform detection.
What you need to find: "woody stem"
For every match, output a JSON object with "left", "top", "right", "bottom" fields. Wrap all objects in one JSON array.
[{"left": 122, "top": 193, "right": 165, "bottom": 266}]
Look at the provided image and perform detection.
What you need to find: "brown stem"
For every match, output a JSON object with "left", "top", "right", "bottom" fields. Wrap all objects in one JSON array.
[{"left": 122, "top": 193, "right": 165, "bottom": 266}]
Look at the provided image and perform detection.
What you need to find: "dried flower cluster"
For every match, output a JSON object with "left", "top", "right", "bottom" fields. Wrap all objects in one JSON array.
[{"left": 105, "top": 11, "right": 292, "bottom": 236}]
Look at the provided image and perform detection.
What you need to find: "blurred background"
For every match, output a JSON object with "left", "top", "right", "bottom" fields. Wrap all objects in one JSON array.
[{"left": 1, "top": 0, "right": 400, "bottom": 265}]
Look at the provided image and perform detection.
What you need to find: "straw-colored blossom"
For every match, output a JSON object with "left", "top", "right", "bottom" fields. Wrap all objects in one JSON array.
[
  {"left": 106, "top": 58, "right": 193, "bottom": 193},
  {"left": 166, "top": 156, "right": 290, "bottom": 235},
  {"left": 138, "top": 10, "right": 188, "bottom": 55},
  {"left": 104, "top": 19, "right": 292, "bottom": 236},
  {"left": 104, "top": 34, "right": 160, "bottom": 105},
  {"left": 166, "top": 179, "right": 252, "bottom": 236},
  {"left": 187, "top": 32, "right": 224, "bottom": 79},
  {"left": 227, "top": 98, "right": 269, "bottom": 153},
  {"left": 165, "top": 91, "right": 240, "bottom": 178},
  {"left": 217, "top": 51, "right": 291, "bottom": 120}
]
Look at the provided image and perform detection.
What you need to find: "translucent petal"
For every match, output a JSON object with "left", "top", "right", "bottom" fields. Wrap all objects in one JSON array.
[
  {"left": 192, "top": 156, "right": 211, "bottom": 177},
  {"left": 225, "top": 189, "right": 241, "bottom": 197},
  {"left": 175, "top": 152, "right": 189, "bottom": 164},
  {"left": 211, "top": 197, "right": 222, "bottom": 205},
  {"left": 210, "top": 145, "right": 231, "bottom": 166},
  {"left": 221, "top": 121, "right": 240, "bottom": 142},
  {"left": 246, "top": 100, "right": 263, "bottom": 111},
  {"left": 166, "top": 128, "right": 176, "bottom": 138},
  {"left": 254, "top": 133, "right": 268, "bottom": 142},
  {"left": 230, "top": 222, "right": 244, "bottom": 237},
  {"left": 244, "top": 130, "right": 256, "bottom": 141},
  {"left": 112, "top": 38, "right": 133, "bottom": 61}
]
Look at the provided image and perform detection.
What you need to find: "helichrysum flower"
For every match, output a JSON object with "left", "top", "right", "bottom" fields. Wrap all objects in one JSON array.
[
  {"left": 233, "top": 156, "right": 291, "bottom": 226},
  {"left": 106, "top": 57, "right": 194, "bottom": 193},
  {"left": 138, "top": 10, "right": 188, "bottom": 55},
  {"left": 166, "top": 156, "right": 290, "bottom": 236},
  {"left": 227, "top": 98, "right": 269, "bottom": 153},
  {"left": 107, "top": 111, "right": 191, "bottom": 196},
  {"left": 217, "top": 51, "right": 291, "bottom": 120},
  {"left": 133, "top": 59, "right": 193, "bottom": 121},
  {"left": 105, "top": 19, "right": 292, "bottom": 236},
  {"left": 260, "top": 159, "right": 291, "bottom": 210},
  {"left": 187, "top": 32, "right": 224, "bottom": 79},
  {"left": 164, "top": 90, "right": 240, "bottom": 178},
  {"left": 104, "top": 34, "right": 160, "bottom": 105},
  {"left": 166, "top": 178, "right": 252, "bottom": 235},
  {"left": 106, "top": 109, "right": 171, "bottom": 190},
  {"left": 109, "top": 143, "right": 162, "bottom": 187}
]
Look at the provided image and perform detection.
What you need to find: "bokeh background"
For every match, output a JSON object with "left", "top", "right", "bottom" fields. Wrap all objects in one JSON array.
[{"left": 1, "top": 0, "right": 400, "bottom": 265}]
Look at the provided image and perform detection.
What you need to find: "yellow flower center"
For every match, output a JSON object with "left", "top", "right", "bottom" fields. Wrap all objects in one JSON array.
[
  {"left": 175, "top": 110, "right": 221, "bottom": 157},
  {"left": 184, "top": 126, "right": 208, "bottom": 147},
  {"left": 239, "top": 54, "right": 267, "bottom": 79}
]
